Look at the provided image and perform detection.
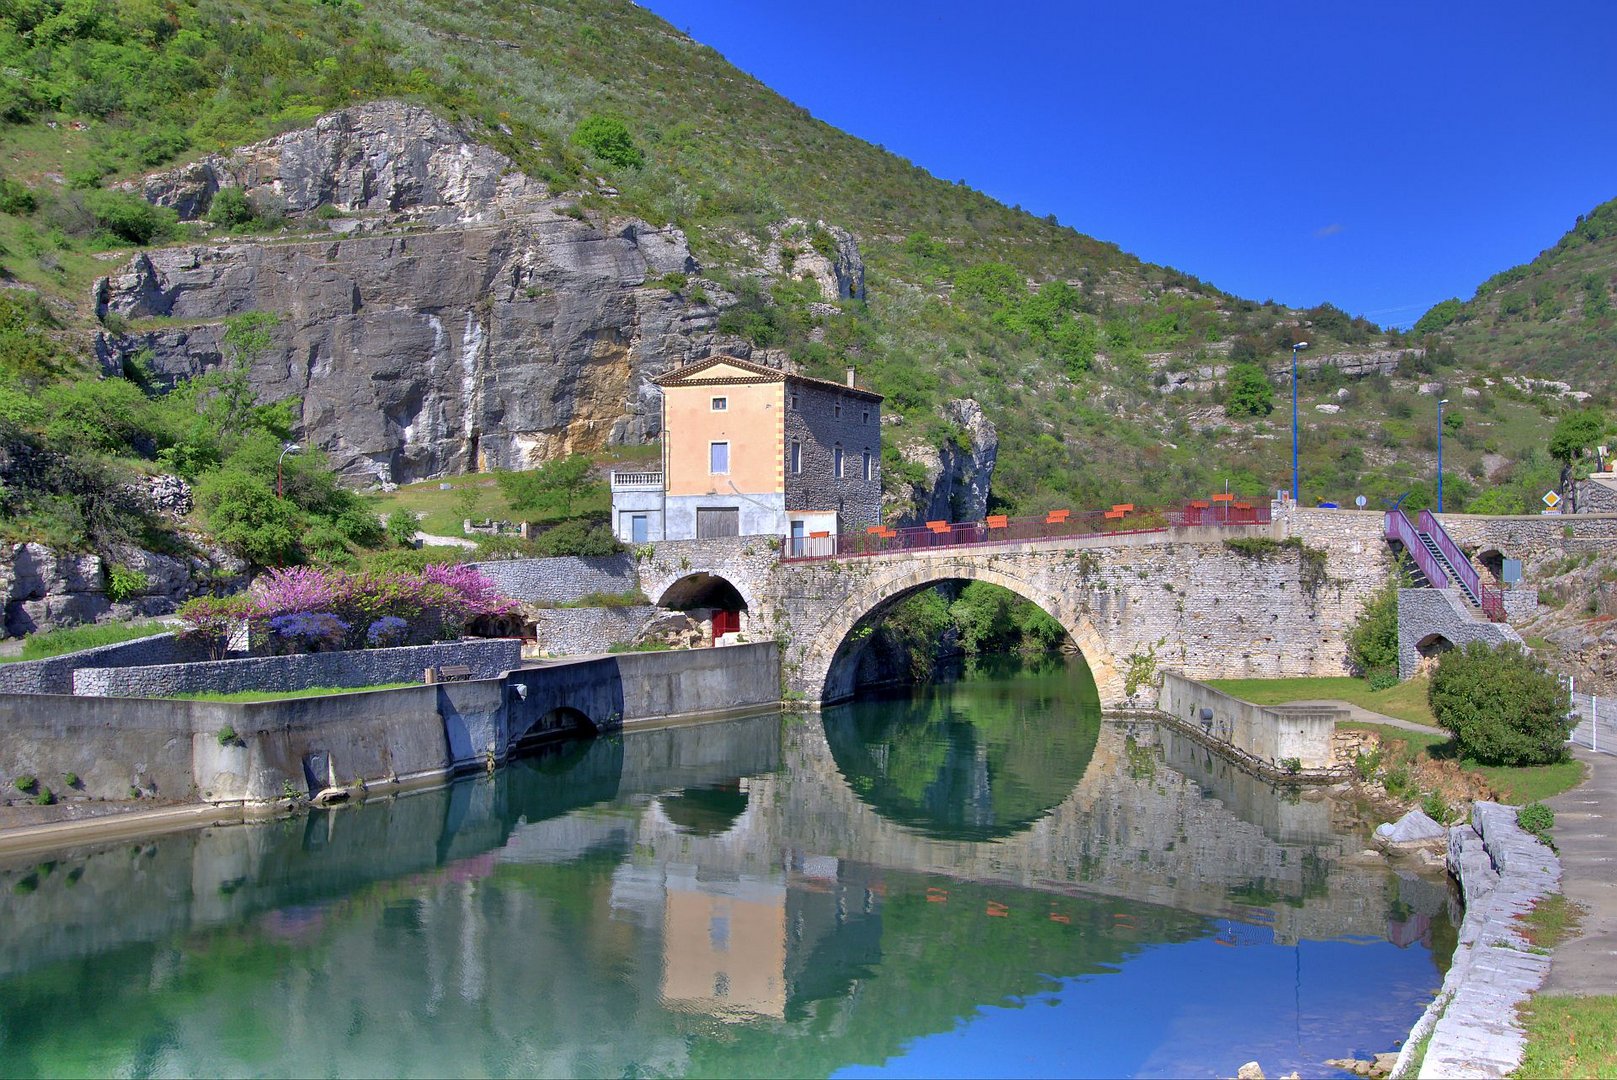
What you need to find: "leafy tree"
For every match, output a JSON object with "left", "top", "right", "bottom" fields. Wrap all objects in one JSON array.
[
  {"left": 385, "top": 509, "right": 420, "bottom": 548},
  {"left": 953, "top": 262, "right": 1024, "bottom": 309},
  {"left": 498, "top": 454, "right": 602, "bottom": 520},
  {"left": 206, "top": 186, "right": 255, "bottom": 228},
  {"left": 1346, "top": 574, "right": 1401, "bottom": 682},
  {"left": 530, "top": 517, "right": 622, "bottom": 557},
  {"left": 83, "top": 189, "right": 178, "bottom": 245},
  {"left": 1466, "top": 488, "right": 1527, "bottom": 515},
  {"left": 1413, "top": 298, "right": 1463, "bottom": 336},
  {"left": 1548, "top": 407, "right": 1608, "bottom": 464},
  {"left": 193, "top": 468, "right": 300, "bottom": 566},
  {"left": 1428, "top": 641, "right": 1571, "bottom": 766},
  {"left": 1223, "top": 362, "right": 1274, "bottom": 417},
  {"left": 570, "top": 114, "right": 643, "bottom": 169}
]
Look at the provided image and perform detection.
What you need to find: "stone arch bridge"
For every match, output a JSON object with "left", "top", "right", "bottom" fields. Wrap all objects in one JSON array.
[{"left": 636, "top": 512, "right": 1394, "bottom": 708}]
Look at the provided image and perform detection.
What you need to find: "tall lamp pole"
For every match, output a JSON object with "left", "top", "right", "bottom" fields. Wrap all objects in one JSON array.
[
  {"left": 277, "top": 442, "right": 301, "bottom": 500},
  {"left": 1437, "top": 399, "right": 1449, "bottom": 513},
  {"left": 1290, "top": 341, "right": 1309, "bottom": 502}
]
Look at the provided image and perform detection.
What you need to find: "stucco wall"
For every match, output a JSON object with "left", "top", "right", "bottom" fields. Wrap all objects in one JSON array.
[
  {"left": 1157, "top": 671, "right": 1338, "bottom": 771},
  {"left": 0, "top": 632, "right": 210, "bottom": 696},
  {"left": 72, "top": 639, "right": 522, "bottom": 698},
  {"left": 469, "top": 555, "right": 640, "bottom": 604},
  {"left": 664, "top": 374, "right": 783, "bottom": 498},
  {"left": 529, "top": 606, "right": 658, "bottom": 656},
  {"left": 783, "top": 377, "right": 881, "bottom": 530}
]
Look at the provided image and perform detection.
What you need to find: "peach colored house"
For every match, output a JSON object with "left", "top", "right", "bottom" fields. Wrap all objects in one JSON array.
[{"left": 611, "top": 356, "right": 882, "bottom": 544}]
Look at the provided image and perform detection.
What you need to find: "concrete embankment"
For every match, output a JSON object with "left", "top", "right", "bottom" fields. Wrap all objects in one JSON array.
[
  {"left": 1155, "top": 671, "right": 1348, "bottom": 779},
  {"left": 1393, "top": 802, "right": 1561, "bottom": 1079},
  {"left": 0, "top": 642, "right": 781, "bottom": 848}
]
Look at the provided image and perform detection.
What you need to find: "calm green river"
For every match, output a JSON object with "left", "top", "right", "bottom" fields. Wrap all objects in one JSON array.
[{"left": 0, "top": 658, "right": 1453, "bottom": 1078}]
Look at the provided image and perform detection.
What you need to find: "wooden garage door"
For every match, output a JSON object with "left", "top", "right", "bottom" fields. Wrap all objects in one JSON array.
[{"left": 695, "top": 507, "right": 740, "bottom": 538}]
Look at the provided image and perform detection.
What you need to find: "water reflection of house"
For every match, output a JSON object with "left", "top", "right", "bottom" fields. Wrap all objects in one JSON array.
[{"left": 661, "top": 868, "right": 787, "bottom": 1019}]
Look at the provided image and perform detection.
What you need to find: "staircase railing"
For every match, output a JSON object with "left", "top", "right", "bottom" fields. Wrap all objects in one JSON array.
[
  {"left": 1417, "top": 510, "right": 1506, "bottom": 621},
  {"left": 1384, "top": 510, "right": 1449, "bottom": 592}
]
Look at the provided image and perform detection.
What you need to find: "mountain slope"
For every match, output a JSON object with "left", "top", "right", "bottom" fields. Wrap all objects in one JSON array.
[
  {"left": 1415, "top": 196, "right": 1617, "bottom": 396},
  {"left": 0, "top": 0, "right": 1597, "bottom": 554}
]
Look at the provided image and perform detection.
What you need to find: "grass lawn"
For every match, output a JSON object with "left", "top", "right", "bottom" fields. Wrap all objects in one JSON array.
[
  {"left": 361, "top": 449, "right": 656, "bottom": 538},
  {"left": 1209, "top": 677, "right": 1588, "bottom": 803},
  {"left": 1518, "top": 994, "right": 1617, "bottom": 1078},
  {"left": 1204, "top": 675, "right": 1438, "bottom": 728},
  {"left": 0, "top": 621, "right": 169, "bottom": 664},
  {"left": 167, "top": 682, "right": 420, "bottom": 703}
]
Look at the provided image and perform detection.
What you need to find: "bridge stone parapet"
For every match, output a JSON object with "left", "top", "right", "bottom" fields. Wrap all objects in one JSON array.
[{"left": 1435, "top": 512, "right": 1617, "bottom": 565}]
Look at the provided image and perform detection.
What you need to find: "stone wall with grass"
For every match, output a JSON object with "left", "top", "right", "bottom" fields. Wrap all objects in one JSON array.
[
  {"left": 469, "top": 555, "right": 639, "bottom": 604},
  {"left": 1397, "top": 589, "right": 1523, "bottom": 679},
  {"left": 529, "top": 607, "right": 658, "bottom": 657},
  {"left": 0, "top": 632, "right": 211, "bottom": 695},
  {"left": 72, "top": 639, "right": 522, "bottom": 699}
]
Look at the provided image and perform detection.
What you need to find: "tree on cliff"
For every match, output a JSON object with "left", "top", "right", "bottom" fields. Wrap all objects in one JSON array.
[
  {"left": 1223, "top": 362, "right": 1274, "bottom": 417},
  {"left": 1346, "top": 573, "right": 1402, "bottom": 687},
  {"left": 1428, "top": 642, "right": 1571, "bottom": 767}
]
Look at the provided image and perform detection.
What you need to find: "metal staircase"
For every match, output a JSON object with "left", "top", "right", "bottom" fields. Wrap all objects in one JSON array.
[{"left": 1383, "top": 510, "right": 1506, "bottom": 622}]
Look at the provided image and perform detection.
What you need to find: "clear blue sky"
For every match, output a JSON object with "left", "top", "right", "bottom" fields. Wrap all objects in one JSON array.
[{"left": 637, "top": 1, "right": 1617, "bottom": 328}]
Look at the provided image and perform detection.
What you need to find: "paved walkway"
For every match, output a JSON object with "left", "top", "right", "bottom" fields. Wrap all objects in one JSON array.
[
  {"left": 1273, "top": 698, "right": 1444, "bottom": 735},
  {"left": 1542, "top": 745, "right": 1617, "bottom": 996}
]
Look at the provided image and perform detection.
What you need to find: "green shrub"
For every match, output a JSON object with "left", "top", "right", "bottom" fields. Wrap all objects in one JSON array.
[
  {"left": 33, "top": 787, "right": 54, "bottom": 806},
  {"left": 1429, "top": 642, "right": 1572, "bottom": 766},
  {"left": 1223, "top": 362, "right": 1275, "bottom": 417},
  {"left": 105, "top": 565, "right": 150, "bottom": 603},
  {"left": 385, "top": 509, "right": 420, "bottom": 548},
  {"left": 1348, "top": 575, "right": 1402, "bottom": 677},
  {"left": 0, "top": 177, "right": 37, "bottom": 215},
  {"left": 217, "top": 724, "right": 238, "bottom": 747},
  {"left": 530, "top": 518, "right": 622, "bottom": 557},
  {"left": 1367, "top": 668, "right": 1399, "bottom": 691},
  {"left": 84, "top": 190, "right": 179, "bottom": 246},
  {"left": 63, "top": 772, "right": 79, "bottom": 787},
  {"left": 571, "top": 115, "right": 643, "bottom": 169},
  {"left": 16, "top": 621, "right": 166, "bottom": 660},
  {"left": 1353, "top": 747, "right": 1383, "bottom": 781},
  {"left": 14, "top": 775, "right": 37, "bottom": 793},
  {"left": 206, "top": 187, "right": 255, "bottom": 229},
  {"left": 1421, "top": 790, "right": 1454, "bottom": 824},
  {"left": 1518, "top": 802, "right": 1555, "bottom": 840}
]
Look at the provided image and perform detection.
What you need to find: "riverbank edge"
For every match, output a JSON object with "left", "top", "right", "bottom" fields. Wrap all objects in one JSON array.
[{"left": 1392, "top": 801, "right": 1561, "bottom": 1079}]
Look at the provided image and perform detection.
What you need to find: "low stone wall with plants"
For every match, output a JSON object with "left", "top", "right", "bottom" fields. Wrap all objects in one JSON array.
[
  {"left": 529, "top": 606, "right": 658, "bottom": 657},
  {"left": 468, "top": 555, "right": 640, "bottom": 604},
  {"left": 0, "top": 632, "right": 213, "bottom": 695},
  {"left": 73, "top": 639, "right": 522, "bottom": 698}
]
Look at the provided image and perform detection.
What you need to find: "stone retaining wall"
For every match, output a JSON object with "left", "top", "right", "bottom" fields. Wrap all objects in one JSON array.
[
  {"left": 1392, "top": 802, "right": 1560, "bottom": 1078},
  {"left": 469, "top": 555, "right": 640, "bottom": 604},
  {"left": 0, "top": 632, "right": 210, "bottom": 695},
  {"left": 528, "top": 606, "right": 658, "bottom": 657},
  {"left": 72, "top": 639, "right": 521, "bottom": 698},
  {"left": 1396, "top": 589, "right": 1523, "bottom": 679},
  {"left": 1156, "top": 671, "right": 1340, "bottom": 773}
]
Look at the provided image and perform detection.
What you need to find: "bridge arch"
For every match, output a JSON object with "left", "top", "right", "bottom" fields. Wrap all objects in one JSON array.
[{"left": 802, "top": 561, "right": 1127, "bottom": 707}]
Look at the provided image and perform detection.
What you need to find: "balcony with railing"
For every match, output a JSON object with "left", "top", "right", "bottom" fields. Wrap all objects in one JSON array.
[{"left": 610, "top": 470, "right": 665, "bottom": 490}]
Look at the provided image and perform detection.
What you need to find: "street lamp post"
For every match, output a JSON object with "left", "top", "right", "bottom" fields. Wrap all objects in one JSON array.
[
  {"left": 1290, "top": 341, "right": 1309, "bottom": 503},
  {"left": 1437, "top": 399, "right": 1449, "bottom": 513},
  {"left": 277, "top": 442, "right": 301, "bottom": 500}
]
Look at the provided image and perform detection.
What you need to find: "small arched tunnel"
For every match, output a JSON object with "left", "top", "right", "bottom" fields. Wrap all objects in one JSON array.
[
  {"left": 1415, "top": 633, "right": 1455, "bottom": 660},
  {"left": 1477, "top": 548, "right": 1507, "bottom": 586},
  {"left": 820, "top": 577, "right": 1084, "bottom": 705},
  {"left": 656, "top": 572, "right": 748, "bottom": 612},
  {"left": 510, "top": 706, "right": 596, "bottom": 757}
]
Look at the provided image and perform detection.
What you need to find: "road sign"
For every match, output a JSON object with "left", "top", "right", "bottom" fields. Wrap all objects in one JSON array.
[
  {"left": 1543, "top": 490, "right": 1562, "bottom": 509},
  {"left": 1354, "top": 495, "right": 1367, "bottom": 509}
]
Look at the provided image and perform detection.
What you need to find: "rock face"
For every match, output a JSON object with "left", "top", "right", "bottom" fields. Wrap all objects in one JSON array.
[
  {"left": 1, "top": 541, "right": 243, "bottom": 639},
  {"left": 759, "top": 218, "right": 865, "bottom": 303},
  {"left": 890, "top": 398, "right": 998, "bottom": 526},
  {"left": 93, "top": 101, "right": 763, "bottom": 486}
]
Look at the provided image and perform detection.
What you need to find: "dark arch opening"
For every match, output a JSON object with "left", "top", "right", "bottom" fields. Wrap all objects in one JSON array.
[
  {"left": 511, "top": 706, "right": 596, "bottom": 757},
  {"left": 821, "top": 578, "right": 1078, "bottom": 705},
  {"left": 1477, "top": 549, "right": 1506, "bottom": 585},
  {"left": 1416, "top": 633, "right": 1455, "bottom": 659},
  {"left": 656, "top": 572, "right": 747, "bottom": 612},
  {"left": 659, "top": 782, "right": 750, "bottom": 836}
]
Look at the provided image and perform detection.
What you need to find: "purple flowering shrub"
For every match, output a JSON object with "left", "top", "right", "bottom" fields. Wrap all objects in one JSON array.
[
  {"left": 179, "top": 565, "right": 517, "bottom": 654},
  {"left": 366, "top": 616, "right": 409, "bottom": 648},
  {"left": 268, "top": 612, "right": 349, "bottom": 654}
]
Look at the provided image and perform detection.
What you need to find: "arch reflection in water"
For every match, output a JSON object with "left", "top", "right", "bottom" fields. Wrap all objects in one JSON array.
[{"left": 823, "top": 654, "right": 1101, "bottom": 841}]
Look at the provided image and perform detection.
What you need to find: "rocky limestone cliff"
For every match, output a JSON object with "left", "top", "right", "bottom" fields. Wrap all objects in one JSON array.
[
  {"left": 93, "top": 101, "right": 827, "bottom": 486},
  {"left": 887, "top": 398, "right": 998, "bottom": 526},
  {"left": 1, "top": 541, "right": 244, "bottom": 639}
]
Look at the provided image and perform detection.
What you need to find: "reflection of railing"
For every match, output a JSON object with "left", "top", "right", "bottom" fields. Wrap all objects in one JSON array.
[
  {"left": 782, "top": 502, "right": 1272, "bottom": 562},
  {"left": 610, "top": 471, "right": 664, "bottom": 489}
]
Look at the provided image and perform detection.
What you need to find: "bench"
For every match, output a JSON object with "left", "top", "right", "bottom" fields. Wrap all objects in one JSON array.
[{"left": 427, "top": 664, "right": 475, "bottom": 684}]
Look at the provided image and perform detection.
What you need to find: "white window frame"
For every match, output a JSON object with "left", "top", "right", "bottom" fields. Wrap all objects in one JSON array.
[
  {"left": 790, "top": 439, "right": 802, "bottom": 475},
  {"left": 862, "top": 449, "right": 872, "bottom": 482},
  {"left": 711, "top": 396, "right": 728, "bottom": 411},
  {"left": 709, "top": 441, "right": 730, "bottom": 475},
  {"left": 834, "top": 444, "right": 844, "bottom": 479}
]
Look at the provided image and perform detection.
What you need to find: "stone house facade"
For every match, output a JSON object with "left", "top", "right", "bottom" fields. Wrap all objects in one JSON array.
[{"left": 611, "top": 356, "right": 882, "bottom": 544}]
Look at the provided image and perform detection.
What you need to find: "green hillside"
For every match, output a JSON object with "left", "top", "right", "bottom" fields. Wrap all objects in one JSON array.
[
  {"left": 0, "top": 0, "right": 1604, "bottom": 563},
  {"left": 1415, "top": 197, "right": 1617, "bottom": 396}
]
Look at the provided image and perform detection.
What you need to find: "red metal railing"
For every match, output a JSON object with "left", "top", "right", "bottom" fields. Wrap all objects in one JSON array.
[
  {"left": 781, "top": 501, "right": 1272, "bottom": 562},
  {"left": 1418, "top": 510, "right": 1507, "bottom": 622}
]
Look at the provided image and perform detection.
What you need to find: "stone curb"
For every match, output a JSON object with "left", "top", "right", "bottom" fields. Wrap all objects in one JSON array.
[{"left": 1392, "top": 801, "right": 1560, "bottom": 1078}]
